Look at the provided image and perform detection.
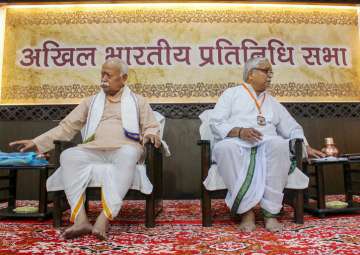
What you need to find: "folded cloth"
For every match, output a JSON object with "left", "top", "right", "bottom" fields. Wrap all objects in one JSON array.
[
  {"left": 0, "top": 152, "right": 48, "bottom": 166},
  {"left": 82, "top": 86, "right": 140, "bottom": 142}
]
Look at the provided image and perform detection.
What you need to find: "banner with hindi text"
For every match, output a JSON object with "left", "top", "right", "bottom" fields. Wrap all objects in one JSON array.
[{"left": 1, "top": 4, "right": 359, "bottom": 104}]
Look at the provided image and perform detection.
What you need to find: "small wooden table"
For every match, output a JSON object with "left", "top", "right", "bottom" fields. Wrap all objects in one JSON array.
[
  {"left": 0, "top": 164, "right": 55, "bottom": 220},
  {"left": 303, "top": 158, "right": 360, "bottom": 217}
]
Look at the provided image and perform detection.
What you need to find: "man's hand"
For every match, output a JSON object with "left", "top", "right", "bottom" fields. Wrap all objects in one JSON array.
[
  {"left": 239, "top": 128, "right": 263, "bottom": 143},
  {"left": 306, "top": 145, "right": 326, "bottom": 158},
  {"left": 9, "top": 140, "right": 39, "bottom": 153},
  {"left": 141, "top": 134, "right": 161, "bottom": 148}
]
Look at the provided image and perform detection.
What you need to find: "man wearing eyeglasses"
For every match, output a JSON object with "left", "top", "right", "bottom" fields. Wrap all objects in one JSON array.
[{"left": 209, "top": 57, "right": 325, "bottom": 232}]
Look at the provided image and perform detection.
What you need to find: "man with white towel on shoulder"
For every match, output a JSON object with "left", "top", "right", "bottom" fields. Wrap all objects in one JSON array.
[
  {"left": 10, "top": 58, "right": 161, "bottom": 240},
  {"left": 209, "top": 57, "right": 325, "bottom": 232}
]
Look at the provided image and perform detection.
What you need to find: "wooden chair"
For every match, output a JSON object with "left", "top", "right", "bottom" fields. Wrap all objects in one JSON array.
[
  {"left": 198, "top": 137, "right": 305, "bottom": 227},
  {"left": 51, "top": 141, "right": 163, "bottom": 228}
]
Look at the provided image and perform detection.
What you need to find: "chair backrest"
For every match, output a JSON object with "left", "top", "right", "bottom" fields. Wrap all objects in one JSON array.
[
  {"left": 153, "top": 111, "right": 165, "bottom": 140},
  {"left": 199, "top": 109, "right": 215, "bottom": 149}
]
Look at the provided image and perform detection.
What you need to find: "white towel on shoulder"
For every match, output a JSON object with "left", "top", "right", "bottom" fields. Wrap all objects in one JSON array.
[
  {"left": 81, "top": 86, "right": 140, "bottom": 142},
  {"left": 121, "top": 86, "right": 140, "bottom": 141}
]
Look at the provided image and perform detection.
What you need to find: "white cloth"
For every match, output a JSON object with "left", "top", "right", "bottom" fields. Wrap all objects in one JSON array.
[
  {"left": 203, "top": 84, "right": 309, "bottom": 214},
  {"left": 212, "top": 139, "right": 267, "bottom": 214},
  {"left": 153, "top": 111, "right": 171, "bottom": 157},
  {"left": 81, "top": 86, "right": 140, "bottom": 142},
  {"left": 55, "top": 146, "right": 140, "bottom": 221},
  {"left": 47, "top": 161, "right": 153, "bottom": 195}
]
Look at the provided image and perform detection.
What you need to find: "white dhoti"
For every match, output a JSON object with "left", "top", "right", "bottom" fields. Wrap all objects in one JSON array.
[
  {"left": 212, "top": 137, "right": 291, "bottom": 215},
  {"left": 59, "top": 145, "right": 141, "bottom": 222}
]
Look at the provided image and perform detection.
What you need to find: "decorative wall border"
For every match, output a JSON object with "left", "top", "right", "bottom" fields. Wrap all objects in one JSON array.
[
  {"left": 0, "top": 103, "right": 360, "bottom": 121},
  {"left": 7, "top": 8, "right": 358, "bottom": 26},
  {"left": 2, "top": 82, "right": 360, "bottom": 102}
]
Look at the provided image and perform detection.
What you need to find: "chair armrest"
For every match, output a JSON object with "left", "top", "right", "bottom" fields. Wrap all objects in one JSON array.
[
  {"left": 54, "top": 140, "right": 76, "bottom": 147},
  {"left": 145, "top": 142, "right": 162, "bottom": 157},
  {"left": 197, "top": 139, "right": 210, "bottom": 146},
  {"left": 294, "top": 138, "right": 303, "bottom": 169},
  {"left": 198, "top": 140, "right": 211, "bottom": 181},
  {"left": 145, "top": 143, "right": 162, "bottom": 184},
  {"left": 53, "top": 140, "right": 76, "bottom": 167}
]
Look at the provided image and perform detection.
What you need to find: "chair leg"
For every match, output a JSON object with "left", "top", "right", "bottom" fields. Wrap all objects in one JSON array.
[
  {"left": 202, "top": 188, "right": 212, "bottom": 227},
  {"left": 199, "top": 141, "right": 212, "bottom": 227},
  {"left": 294, "top": 189, "right": 304, "bottom": 224},
  {"left": 8, "top": 169, "right": 17, "bottom": 212},
  {"left": 154, "top": 148, "right": 163, "bottom": 217},
  {"left": 84, "top": 189, "right": 90, "bottom": 213},
  {"left": 53, "top": 191, "right": 63, "bottom": 228},
  {"left": 146, "top": 193, "right": 155, "bottom": 228}
]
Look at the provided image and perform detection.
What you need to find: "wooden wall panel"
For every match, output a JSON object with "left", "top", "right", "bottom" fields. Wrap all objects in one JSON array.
[{"left": 1, "top": 116, "right": 359, "bottom": 200}]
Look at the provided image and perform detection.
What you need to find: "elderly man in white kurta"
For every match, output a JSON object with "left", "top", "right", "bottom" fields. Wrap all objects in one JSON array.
[
  {"left": 209, "top": 57, "right": 325, "bottom": 232},
  {"left": 10, "top": 58, "right": 161, "bottom": 240}
]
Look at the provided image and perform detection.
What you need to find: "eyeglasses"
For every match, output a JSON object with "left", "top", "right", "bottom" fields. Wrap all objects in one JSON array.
[{"left": 253, "top": 68, "right": 273, "bottom": 77}]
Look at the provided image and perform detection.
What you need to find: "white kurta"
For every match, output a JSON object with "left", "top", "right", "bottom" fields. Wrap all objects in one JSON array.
[{"left": 209, "top": 83, "right": 307, "bottom": 215}]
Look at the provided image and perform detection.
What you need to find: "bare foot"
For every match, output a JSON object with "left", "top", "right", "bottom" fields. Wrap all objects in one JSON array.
[
  {"left": 62, "top": 222, "right": 93, "bottom": 239},
  {"left": 265, "top": 217, "right": 283, "bottom": 232},
  {"left": 239, "top": 210, "right": 256, "bottom": 232},
  {"left": 92, "top": 212, "right": 110, "bottom": 241}
]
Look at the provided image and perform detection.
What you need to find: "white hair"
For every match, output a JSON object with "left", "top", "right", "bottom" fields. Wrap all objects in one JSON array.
[
  {"left": 243, "top": 57, "right": 267, "bottom": 82},
  {"left": 104, "top": 57, "right": 128, "bottom": 75}
]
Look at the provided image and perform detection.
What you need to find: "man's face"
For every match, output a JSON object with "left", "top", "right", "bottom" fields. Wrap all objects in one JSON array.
[
  {"left": 100, "top": 62, "right": 127, "bottom": 95},
  {"left": 248, "top": 59, "right": 273, "bottom": 93}
]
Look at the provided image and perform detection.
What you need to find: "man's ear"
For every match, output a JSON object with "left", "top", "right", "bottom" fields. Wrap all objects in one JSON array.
[
  {"left": 247, "top": 70, "right": 254, "bottom": 82},
  {"left": 122, "top": 74, "right": 128, "bottom": 82}
]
